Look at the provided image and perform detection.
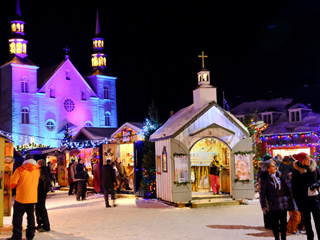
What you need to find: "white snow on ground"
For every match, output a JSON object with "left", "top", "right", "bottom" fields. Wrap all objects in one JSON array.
[{"left": 0, "top": 191, "right": 316, "bottom": 240}]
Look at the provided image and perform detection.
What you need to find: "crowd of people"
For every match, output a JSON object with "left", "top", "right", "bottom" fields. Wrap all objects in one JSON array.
[
  {"left": 7, "top": 155, "right": 124, "bottom": 240},
  {"left": 259, "top": 153, "right": 320, "bottom": 240}
]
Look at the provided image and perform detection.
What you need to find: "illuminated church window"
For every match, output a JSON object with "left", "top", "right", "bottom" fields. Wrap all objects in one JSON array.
[
  {"left": 98, "top": 40, "right": 101, "bottom": 47},
  {"left": 64, "top": 99, "right": 75, "bottom": 112},
  {"left": 12, "top": 23, "right": 16, "bottom": 32},
  {"left": 104, "top": 86, "right": 109, "bottom": 99},
  {"left": 104, "top": 57, "right": 106, "bottom": 66},
  {"left": 17, "top": 42, "right": 22, "bottom": 53},
  {"left": 45, "top": 120, "right": 55, "bottom": 131},
  {"left": 99, "top": 57, "right": 103, "bottom": 66},
  {"left": 93, "top": 57, "right": 98, "bottom": 66},
  {"left": 17, "top": 23, "right": 20, "bottom": 32},
  {"left": 21, "top": 78, "right": 28, "bottom": 93},
  {"left": 203, "top": 73, "right": 208, "bottom": 81},
  {"left": 10, "top": 42, "right": 15, "bottom": 54},
  {"left": 22, "top": 43, "right": 26, "bottom": 54},
  {"left": 21, "top": 108, "right": 30, "bottom": 124},
  {"left": 21, "top": 24, "right": 24, "bottom": 32},
  {"left": 105, "top": 112, "right": 111, "bottom": 126},
  {"left": 94, "top": 40, "right": 97, "bottom": 48},
  {"left": 102, "top": 40, "right": 104, "bottom": 48}
]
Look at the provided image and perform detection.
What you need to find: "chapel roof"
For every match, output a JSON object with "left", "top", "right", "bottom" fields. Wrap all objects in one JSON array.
[{"left": 150, "top": 101, "right": 249, "bottom": 141}]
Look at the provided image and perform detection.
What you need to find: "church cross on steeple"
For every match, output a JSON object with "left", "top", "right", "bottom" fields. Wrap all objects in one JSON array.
[
  {"left": 198, "top": 51, "right": 208, "bottom": 68},
  {"left": 63, "top": 45, "right": 70, "bottom": 54}
]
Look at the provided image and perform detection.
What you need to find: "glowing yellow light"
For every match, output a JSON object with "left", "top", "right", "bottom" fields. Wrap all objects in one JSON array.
[
  {"left": 22, "top": 43, "right": 26, "bottom": 54},
  {"left": 99, "top": 56, "right": 103, "bottom": 66},
  {"left": 21, "top": 24, "right": 24, "bottom": 32},
  {"left": 12, "top": 23, "right": 16, "bottom": 32},
  {"left": 17, "top": 42, "right": 22, "bottom": 53},
  {"left": 10, "top": 42, "right": 15, "bottom": 54},
  {"left": 17, "top": 23, "right": 20, "bottom": 32},
  {"left": 203, "top": 73, "right": 208, "bottom": 81},
  {"left": 98, "top": 40, "right": 101, "bottom": 47},
  {"left": 104, "top": 57, "right": 106, "bottom": 66},
  {"left": 102, "top": 40, "right": 104, "bottom": 48}
]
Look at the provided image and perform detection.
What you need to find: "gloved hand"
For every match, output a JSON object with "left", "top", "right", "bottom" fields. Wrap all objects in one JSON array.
[
  {"left": 310, "top": 183, "right": 320, "bottom": 191},
  {"left": 262, "top": 207, "right": 269, "bottom": 214}
]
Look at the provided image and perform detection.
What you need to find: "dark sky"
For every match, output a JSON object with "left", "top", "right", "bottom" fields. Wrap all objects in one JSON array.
[{"left": 1, "top": 1, "right": 320, "bottom": 125}]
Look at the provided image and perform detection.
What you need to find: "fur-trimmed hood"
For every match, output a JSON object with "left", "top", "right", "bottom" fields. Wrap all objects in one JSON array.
[{"left": 293, "top": 159, "right": 317, "bottom": 174}]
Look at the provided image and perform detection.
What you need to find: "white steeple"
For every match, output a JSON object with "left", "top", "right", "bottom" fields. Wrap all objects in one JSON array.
[{"left": 193, "top": 51, "right": 217, "bottom": 109}]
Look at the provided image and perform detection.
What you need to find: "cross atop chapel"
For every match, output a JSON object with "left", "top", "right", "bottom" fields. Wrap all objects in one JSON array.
[{"left": 198, "top": 51, "right": 208, "bottom": 69}]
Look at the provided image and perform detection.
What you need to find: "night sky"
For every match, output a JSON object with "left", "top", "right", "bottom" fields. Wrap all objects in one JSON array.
[{"left": 1, "top": 1, "right": 320, "bottom": 125}]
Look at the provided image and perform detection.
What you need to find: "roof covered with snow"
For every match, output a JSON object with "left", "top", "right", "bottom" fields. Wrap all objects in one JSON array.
[
  {"left": 230, "top": 98, "right": 320, "bottom": 135},
  {"left": 230, "top": 98, "right": 292, "bottom": 116},
  {"left": 150, "top": 101, "right": 249, "bottom": 141}
]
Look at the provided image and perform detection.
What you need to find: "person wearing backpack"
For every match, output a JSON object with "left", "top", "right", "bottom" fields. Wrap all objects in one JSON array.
[{"left": 35, "top": 159, "right": 51, "bottom": 232}]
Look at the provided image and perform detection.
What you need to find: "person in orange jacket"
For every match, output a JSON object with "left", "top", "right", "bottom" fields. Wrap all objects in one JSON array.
[{"left": 8, "top": 154, "right": 40, "bottom": 240}]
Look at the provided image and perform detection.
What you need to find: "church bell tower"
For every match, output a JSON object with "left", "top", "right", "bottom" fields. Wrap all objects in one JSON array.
[
  {"left": 193, "top": 51, "right": 217, "bottom": 109},
  {"left": 9, "top": 0, "right": 28, "bottom": 58},
  {"left": 91, "top": 10, "right": 107, "bottom": 69}
]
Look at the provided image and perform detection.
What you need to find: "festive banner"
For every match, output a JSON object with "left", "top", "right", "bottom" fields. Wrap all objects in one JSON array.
[{"left": 174, "top": 155, "right": 188, "bottom": 183}]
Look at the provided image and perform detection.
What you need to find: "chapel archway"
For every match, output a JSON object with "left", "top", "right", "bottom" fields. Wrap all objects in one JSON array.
[{"left": 190, "top": 137, "right": 231, "bottom": 194}]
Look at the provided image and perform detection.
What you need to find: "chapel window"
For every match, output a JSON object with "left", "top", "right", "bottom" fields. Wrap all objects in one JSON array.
[
  {"left": 81, "top": 91, "right": 87, "bottom": 101},
  {"left": 99, "top": 57, "right": 103, "bottom": 66},
  {"left": 17, "top": 23, "right": 20, "bottom": 32},
  {"left": 12, "top": 23, "right": 16, "bottom": 32},
  {"left": 98, "top": 40, "right": 101, "bottom": 48},
  {"left": 10, "top": 42, "right": 15, "bottom": 54},
  {"left": 21, "top": 108, "right": 30, "bottom": 124},
  {"left": 17, "top": 42, "right": 22, "bottom": 53},
  {"left": 104, "top": 86, "right": 110, "bottom": 99},
  {"left": 50, "top": 88, "right": 55, "bottom": 98},
  {"left": 45, "top": 120, "right": 55, "bottom": 131},
  {"left": 21, "top": 78, "right": 28, "bottom": 93},
  {"left": 22, "top": 43, "right": 27, "bottom": 54},
  {"left": 105, "top": 112, "right": 111, "bottom": 126}
]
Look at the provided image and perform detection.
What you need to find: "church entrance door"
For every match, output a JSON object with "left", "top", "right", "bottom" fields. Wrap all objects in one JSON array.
[{"left": 190, "top": 138, "right": 230, "bottom": 194}]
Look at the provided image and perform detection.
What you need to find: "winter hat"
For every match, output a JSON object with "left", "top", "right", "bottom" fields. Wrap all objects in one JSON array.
[
  {"left": 293, "top": 152, "right": 309, "bottom": 163},
  {"left": 37, "top": 159, "right": 46, "bottom": 167},
  {"left": 282, "top": 156, "right": 290, "bottom": 162}
]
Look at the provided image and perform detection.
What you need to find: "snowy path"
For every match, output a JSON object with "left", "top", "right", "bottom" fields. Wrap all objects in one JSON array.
[{"left": 0, "top": 191, "right": 313, "bottom": 240}]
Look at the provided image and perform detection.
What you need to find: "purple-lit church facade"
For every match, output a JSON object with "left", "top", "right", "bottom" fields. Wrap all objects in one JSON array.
[{"left": 0, "top": 6, "right": 117, "bottom": 147}]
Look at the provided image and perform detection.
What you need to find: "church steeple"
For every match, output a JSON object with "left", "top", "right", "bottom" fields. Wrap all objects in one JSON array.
[
  {"left": 9, "top": 0, "right": 28, "bottom": 58},
  {"left": 197, "top": 51, "right": 210, "bottom": 85},
  {"left": 91, "top": 10, "right": 107, "bottom": 69},
  {"left": 193, "top": 51, "right": 217, "bottom": 109}
]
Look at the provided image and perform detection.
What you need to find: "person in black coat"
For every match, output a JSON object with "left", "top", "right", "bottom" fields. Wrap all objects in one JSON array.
[
  {"left": 76, "top": 159, "right": 87, "bottom": 201},
  {"left": 36, "top": 159, "right": 51, "bottom": 232},
  {"left": 291, "top": 153, "right": 320, "bottom": 240},
  {"left": 101, "top": 159, "right": 118, "bottom": 207},
  {"left": 260, "top": 160, "right": 292, "bottom": 240}
]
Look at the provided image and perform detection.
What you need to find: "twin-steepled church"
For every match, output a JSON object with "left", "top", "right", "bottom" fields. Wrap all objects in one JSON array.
[{"left": 0, "top": 3, "right": 117, "bottom": 147}]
